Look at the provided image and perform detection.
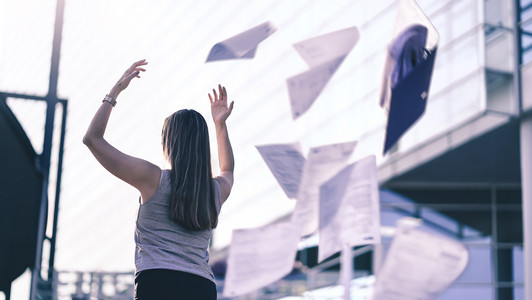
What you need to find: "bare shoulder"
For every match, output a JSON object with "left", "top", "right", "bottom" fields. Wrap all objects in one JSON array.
[
  {"left": 214, "top": 171, "right": 233, "bottom": 205},
  {"left": 140, "top": 164, "right": 162, "bottom": 203}
]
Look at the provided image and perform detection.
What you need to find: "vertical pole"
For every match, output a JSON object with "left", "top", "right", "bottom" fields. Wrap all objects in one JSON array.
[
  {"left": 521, "top": 114, "right": 532, "bottom": 300},
  {"left": 514, "top": 0, "right": 529, "bottom": 298},
  {"left": 372, "top": 244, "right": 382, "bottom": 276},
  {"left": 491, "top": 185, "right": 499, "bottom": 300},
  {"left": 30, "top": 0, "right": 65, "bottom": 299},
  {"left": 30, "top": 168, "right": 52, "bottom": 297},
  {"left": 47, "top": 101, "right": 67, "bottom": 283},
  {"left": 46, "top": 0, "right": 65, "bottom": 103},
  {"left": 341, "top": 243, "right": 352, "bottom": 300}
]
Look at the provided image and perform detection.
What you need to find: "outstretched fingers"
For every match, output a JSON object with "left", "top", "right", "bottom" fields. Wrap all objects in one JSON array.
[
  {"left": 132, "top": 59, "right": 148, "bottom": 68},
  {"left": 127, "top": 60, "right": 148, "bottom": 76},
  {"left": 218, "top": 84, "right": 225, "bottom": 100},
  {"left": 133, "top": 67, "right": 146, "bottom": 78},
  {"left": 213, "top": 88, "right": 219, "bottom": 101},
  {"left": 209, "top": 84, "right": 230, "bottom": 106}
]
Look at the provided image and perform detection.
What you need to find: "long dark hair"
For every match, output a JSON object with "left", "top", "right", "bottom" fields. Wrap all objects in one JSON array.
[{"left": 161, "top": 109, "right": 218, "bottom": 231}]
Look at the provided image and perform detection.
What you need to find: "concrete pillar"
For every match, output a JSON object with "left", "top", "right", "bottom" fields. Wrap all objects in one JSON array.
[
  {"left": 521, "top": 113, "right": 532, "bottom": 300},
  {"left": 341, "top": 243, "right": 353, "bottom": 300}
]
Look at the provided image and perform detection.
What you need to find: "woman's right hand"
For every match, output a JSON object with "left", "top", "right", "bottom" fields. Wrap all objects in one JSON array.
[
  {"left": 109, "top": 59, "right": 148, "bottom": 99},
  {"left": 209, "top": 84, "right": 234, "bottom": 124}
]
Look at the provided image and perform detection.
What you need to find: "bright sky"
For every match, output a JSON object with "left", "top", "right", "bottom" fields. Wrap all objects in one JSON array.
[{"left": 0, "top": 0, "right": 487, "bottom": 298}]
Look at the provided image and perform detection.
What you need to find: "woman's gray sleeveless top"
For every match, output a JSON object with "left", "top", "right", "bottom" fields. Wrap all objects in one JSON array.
[{"left": 134, "top": 169, "right": 221, "bottom": 282}]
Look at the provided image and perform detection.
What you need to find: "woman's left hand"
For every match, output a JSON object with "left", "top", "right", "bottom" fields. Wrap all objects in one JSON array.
[
  {"left": 109, "top": 59, "right": 148, "bottom": 98},
  {"left": 209, "top": 84, "right": 234, "bottom": 124}
]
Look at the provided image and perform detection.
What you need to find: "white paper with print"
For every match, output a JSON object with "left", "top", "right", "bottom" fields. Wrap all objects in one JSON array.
[
  {"left": 318, "top": 155, "right": 381, "bottom": 262},
  {"left": 369, "top": 219, "right": 469, "bottom": 300},
  {"left": 256, "top": 143, "right": 306, "bottom": 199},
  {"left": 223, "top": 222, "right": 300, "bottom": 297},
  {"left": 287, "top": 27, "right": 359, "bottom": 119},
  {"left": 291, "top": 141, "right": 357, "bottom": 237},
  {"left": 206, "top": 21, "right": 276, "bottom": 62}
]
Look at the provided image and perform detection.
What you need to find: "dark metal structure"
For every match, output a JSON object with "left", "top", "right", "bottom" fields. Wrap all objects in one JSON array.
[
  {"left": 0, "top": 95, "right": 43, "bottom": 298},
  {"left": 0, "top": 92, "right": 68, "bottom": 300},
  {"left": 0, "top": 0, "right": 67, "bottom": 299},
  {"left": 0, "top": 93, "right": 67, "bottom": 300}
]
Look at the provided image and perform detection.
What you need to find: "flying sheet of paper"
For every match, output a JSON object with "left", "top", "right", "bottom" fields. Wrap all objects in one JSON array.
[
  {"left": 291, "top": 141, "right": 357, "bottom": 237},
  {"left": 379, "top": 0, "right": 440, "bottom": 154},
  {"left": 256, "top": 143, "right": 306, "bottom": 199},
  {"left": 223, "top": 222, "right": 301, "bottom": 297},
  {"left": 287, "top": 27, "right": 359, "bottom": 120},
  {"left": 368, "top": 219, "right": 469, "bottom": 300},
  {"left": 318, "top": 155, "right": 381, "bottom": 262},
  {"left": 206, "top": 21, "right": 276, "bottom": 62}
]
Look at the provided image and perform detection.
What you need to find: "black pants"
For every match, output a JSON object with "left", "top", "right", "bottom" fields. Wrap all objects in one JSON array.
[{"left": 135, "top": 269, "right": 217, "bottom": 300}]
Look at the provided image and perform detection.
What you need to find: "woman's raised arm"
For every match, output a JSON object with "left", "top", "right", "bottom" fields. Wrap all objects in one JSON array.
[
  {"left": 83, "top": 60, "right": 161, "bottom": 202},
  {"left": 209, "top": 84, "right": 234, "bottom": 204}
]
